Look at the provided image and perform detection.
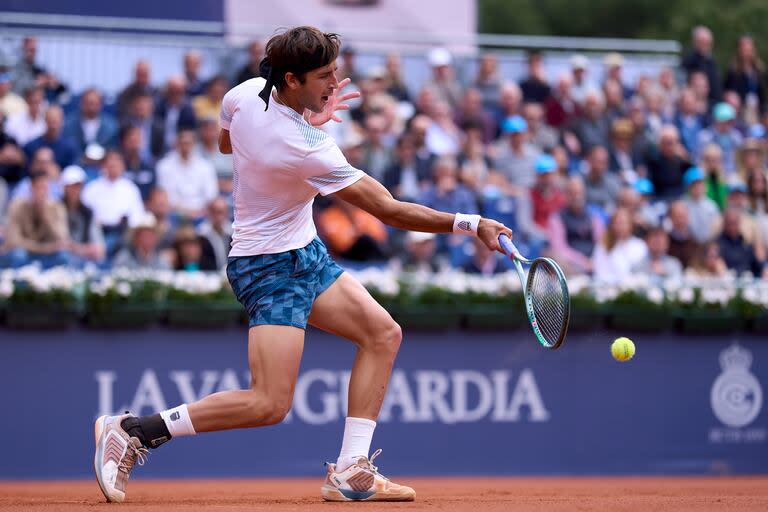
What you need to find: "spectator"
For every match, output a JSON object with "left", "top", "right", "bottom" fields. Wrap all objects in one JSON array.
[
  {"left": 461, "top": 236, "right": 506, "bottom": 275},
  {"left": 360, "top": 114, "right": 394, "bottom": 182},
  {"left": 569, "top": 55, "right": 596, "bottom": 106},
  {"left": 688, "top": 241, "right": 729, "bottom": 277},
  {"left": 717, "top": 206, "right": 763, "bottom": 276},
  {"left": 383, "top": 134, "right": 429, "bottom": 201},
  {"left": 125, "top": 92, "right": 164, "bottom": 160},
  {"left": 197, "top": 197, "right": 232, "bottom": 269},
  {"left": 474, "top": 53, "right": 502, "bottom": 112},
  {"left": 457, "top": 126, "right": 493, "bottom": 195},
  {"left": 0, "top": 171, "right": 69, "bottom": 268},
  {"left": 592, "top": 207, "right": 648, "bottom": 283},
  {"left": 455, "top": 88, "right": 496, "bottom": 144},
  {"left": 697, "top": 102, "right": 743, "bottom": 175},
  {"left": 144, "top": 187, "right": 175, "bottom": 249},
  {"left": 682, "top": 166, "right": 722, "bottom": 243},
  {"left": 337, "top": 46, "right": 362, "bottom": 84},
  {"left": 635, "top": 227, "right": 683, "bottom": 280},
  {"left": 658, "top": 67, "right": 680, "bottom": 118},
  {"left": 519, "top": 50, "right": 551, "bottom": 104},
  {"left": 0, "top": 71, "right": 26, "bottom": 118},
  {"left": 522, "top": 102, "right": 559, "bottom": 152},
  {"left": 11, "top": 37, "right": 42, "bottom": 96},
  {"left": 424, "top": 48, "right": 462, "bottom": 111},
  {"left": 11, "top": 147, "right": 62, "bottom": 201},
  {"left": 737, "top": 138, "right": 766, "bottom": 179},
  {"left": 635, "top": 178, "right": 666, "bottom": 229},
  {"left": 192, "top": 75, "right": 227, "bottom": 121},
  {"left": 119, "top": 125, "right": 156, "bottom": 200},
  {"left": 688, "top": 70, "right": 714, "bottom": 113},
  {"left": 63, "top": 88, "right": 118, "bottom": 152},
  {"left": 117, "top": 60, "right": 157, "bottom": 121},
  {"left": 681, "top": 26, "right": 721, "bottom": 104},
  {"left": 626, "top": 96, "right": 654, "bottom": 161},
  {"left": 674, "top": 88, "right": 706, "bottom": 157},
  {"left": 725, "top": 180, "right": 766, "bottom": 262},
  {"left": 81, "top": 150, "right": 145, "bottom": 256},
  {"left": 419, "top": 156, "right": 478, "bottom": 215},
  {"left": 0, "top": 176, "right": 7, "bottom": 231},
  {"left": 23, "top": 105, "right": 77, "bottom": 170},
  {"left": 5, "top": 85, "right": 45, "bottom": 146},
  {"left": 700, "top": 142, "right": 729, "bottom": 210},
  {"left": 602, "top": 79, "right": 626, "bottom": 125},
  {"left": 0, "top": 112, "right": 27, "bottom": 187},
  {"left": 494, "top": 82, "right": 524, "bottom": 134},
  {"left": 235, "top": 40, "right": 264, "bottom": 85},
  {"left": 424, "top": 101, "right": 461, "bottom": 156},
  {"left": 317, "top": 196, "right": 387, "bottom": 261},
  {"left": 493, "top": 115, "right": 537, "bottom": 189},
  {"left": 398, "top": 231, "right": 443, "bottom": 273},
  {"left": 171, "top": 223, "right": 217, "bottom": 272},
  {"left": 156, "top": 128, "right": 218, "bottom": 220},
  {"left": 724, "top": 35, "right": 766, "bottom": 124},
  {"left": 603, "top": 52, "right": 633, "bottom": 99},
  {"left": 60, "top": 165, "right": 105, "bottom": 266},
  {"left": 643, "top": 86, "right": 668, "bottom": 143},
  {"left": 112, "top": 212, "right": 171, "bottom": 270},
  {"left": 530, "top": 154, "right": 565, "bottom": 229},
  {"left": 607, "top": 118, "right": 640, "bottom": 178},
  {"left": 155, "top": 75, "right": 197, "bottom": 153},
  {"left": 544, "top": 73, "right": 577, "bottom": 128},
  {"left": 570, "top": 89, "right": 610, "bottom": 153},
  {"left": 616, "top": 186, "right": 650, "bottom": 237},
  {"left": 197, "top": 117, "right": 233, "bottom": 195},
  {"left": 583, "top": 145, "right": 622, "bottom": 213},
  {"left": 646, "top": 124, "right": 691, "bottom": 201},
  {"left": 383, "top": 52, "right": 410, "bottom": 102},
  {"left": 183, "top": 50, "right": 205, "bottom": 97},
  {"left": 666, "top": 200, "right": 700, "bottom": 267},
  {"left": 406, "top": 114, "right": 437, "bottom": 180},
  {"left": 746, "top": 167, "right": 768, "bottom": 260}
]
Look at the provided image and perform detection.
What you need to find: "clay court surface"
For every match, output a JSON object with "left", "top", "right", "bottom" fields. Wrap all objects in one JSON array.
[{"left": 1, "top": 477, "right": 767, "bottom": 512}]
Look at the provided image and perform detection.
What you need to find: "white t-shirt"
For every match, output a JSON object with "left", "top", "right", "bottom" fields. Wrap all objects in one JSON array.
[
  {"left": 220, "top": 78, "right": 365, "bottom": 256},
  {"left": 156, "top": 151, "right": 218, "bottom": 212},
  {"left": 81, "top": 176, "right": 145, "bottom": 228}
]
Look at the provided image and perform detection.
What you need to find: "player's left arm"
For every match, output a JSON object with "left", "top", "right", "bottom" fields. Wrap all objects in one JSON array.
[
  {"left": 218, "top": 129, "right": 232, "bottom": 154},
  {"left": 334, "top": 175, "right": 512, "bottom": 252}
]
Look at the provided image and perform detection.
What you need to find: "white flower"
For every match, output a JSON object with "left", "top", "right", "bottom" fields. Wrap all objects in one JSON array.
[
  {"left": 0, "top": 280, "right": 13, "bottom": 298},
  {"left": 678, "top": 288, "right": 695, "bottom": 304},
  {"left": 116, "top": 282, "right": 132, "bottom": 297},
  {"left": 647, "top": 287, "right": 664, "bottom": 305}
]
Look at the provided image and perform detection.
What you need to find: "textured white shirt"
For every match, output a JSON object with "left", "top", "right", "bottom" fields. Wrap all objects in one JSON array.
[
  {"left": 156, "top": 151, "right": 218, "bottom": 213},
  {"left": 220, "top": 78, "right": 364, "bottom": 256},
  {"left": 592, "top": 237, "right": 648, "bottom": 284},
  {"left": 81, "top": 176, "right": 145, "bottom": 227},
  {"left": 5, "top": 111, "right": 45, "bottom": 146}
]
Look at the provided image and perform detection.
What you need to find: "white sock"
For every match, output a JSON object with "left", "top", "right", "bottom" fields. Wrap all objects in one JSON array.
[
  {"left": 335, "top": 417, "right": 376, "bottom": 472},
  {"left": 160, "top": 404, "right": 197, "bottom": 438}
]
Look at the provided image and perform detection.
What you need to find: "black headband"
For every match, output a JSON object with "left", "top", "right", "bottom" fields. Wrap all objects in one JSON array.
[{"left": 258, "top": 57, "right": 274, "bottom": 110}]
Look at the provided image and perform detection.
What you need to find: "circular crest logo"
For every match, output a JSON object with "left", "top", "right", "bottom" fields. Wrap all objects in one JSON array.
[{"left": 710, "top": 344, "right": 763, "bottom": 428}]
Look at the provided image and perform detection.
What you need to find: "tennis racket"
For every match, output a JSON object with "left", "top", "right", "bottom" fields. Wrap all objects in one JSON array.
[{"left": 498, "top": 234, "right": 570, "bottom": 349}]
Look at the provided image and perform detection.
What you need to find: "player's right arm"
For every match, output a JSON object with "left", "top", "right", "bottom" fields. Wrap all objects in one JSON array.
[
  {"left": 218, "top": 129, "right": 232, "bottom": 154},
  {"left": 334, "top": 175, "right": 512, "bottom": 253}
]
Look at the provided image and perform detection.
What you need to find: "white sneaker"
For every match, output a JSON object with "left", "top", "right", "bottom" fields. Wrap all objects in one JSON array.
[
  {"left": 321, "top": 449, "right": 415, "bottom": 501},
  {"left": 93, "top": 414, "right": 149, "bottom": 503}
]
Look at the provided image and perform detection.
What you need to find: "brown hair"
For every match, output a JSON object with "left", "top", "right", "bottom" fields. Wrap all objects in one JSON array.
[
  {"left": 603, "top": 207, "right": 631, "bottom": 251},
  {"left": 265, "top": 26, "right": 340, "bottom": 90}
]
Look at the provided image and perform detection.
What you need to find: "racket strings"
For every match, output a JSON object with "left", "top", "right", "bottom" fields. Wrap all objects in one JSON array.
[{"left": 529, "top": 262, "right": 568, "bottom": 346}]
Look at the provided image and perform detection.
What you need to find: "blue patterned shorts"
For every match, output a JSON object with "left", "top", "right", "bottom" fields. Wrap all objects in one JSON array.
[{"left": 226, "top": 238, "right": 344, "bottom": 329}]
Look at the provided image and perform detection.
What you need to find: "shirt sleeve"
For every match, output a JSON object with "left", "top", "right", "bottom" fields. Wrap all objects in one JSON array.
[
  {"left": 219, "top": 88, "right": 237, "bottom": 130},
  {"left": 302, "top": 140, "right": 365, "bottom": 196}
]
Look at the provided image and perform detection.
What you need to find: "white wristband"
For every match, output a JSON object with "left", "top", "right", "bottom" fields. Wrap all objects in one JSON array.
[{"left": 453, "top": 213, "right": 481, "bottom": 236}]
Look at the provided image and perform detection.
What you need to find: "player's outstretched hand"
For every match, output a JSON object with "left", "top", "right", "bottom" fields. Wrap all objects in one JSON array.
[
  {"left": 478, "top": 218, "right": 513, "bottom": 253},
  {"left": 308, "top": 78, "right": 361, "bottom": 126}
]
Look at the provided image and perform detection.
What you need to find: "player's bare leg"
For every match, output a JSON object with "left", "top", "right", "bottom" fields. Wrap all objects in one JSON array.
[
  {"left": 94, "top": 325, "right": 304, "bottom": 502},
  {"left": 308, "top": 272, "right": 415, "bottom": 501}
]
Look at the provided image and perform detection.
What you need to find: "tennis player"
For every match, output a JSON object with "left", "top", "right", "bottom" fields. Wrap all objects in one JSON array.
[{"left": 94, "top": 26, "right": 512, "bottom": 503}]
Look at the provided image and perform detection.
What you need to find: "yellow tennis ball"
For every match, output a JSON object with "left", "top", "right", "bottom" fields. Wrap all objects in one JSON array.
[{"left": 611, "top": 337, "right": 635, "bottom": 362}]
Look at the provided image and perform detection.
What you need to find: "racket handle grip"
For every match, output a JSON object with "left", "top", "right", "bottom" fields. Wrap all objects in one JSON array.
[{"left": 498, "top": 234, "right": 519, "bottom": 259}]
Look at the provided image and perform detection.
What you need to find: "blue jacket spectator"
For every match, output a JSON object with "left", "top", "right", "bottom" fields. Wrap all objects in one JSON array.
[
  {"left": 718, "top": 207, "right": 763, "bottom": 276},
  {"left": 63, "top": 88, "right": 118, "bottom": 152},
  {"left": 155, "top": 76, "right": 198, "bottom": 154},
  {"left": 24, "top": 106, "right": 77, "bottom": 170}
]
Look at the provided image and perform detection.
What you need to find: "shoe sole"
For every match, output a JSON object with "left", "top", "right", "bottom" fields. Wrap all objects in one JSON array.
[
  {"left": 93, "top": 415, "right": 122, "bottom": 503},
  {"left": 321, "top": 485, "right": 415, "bottom": 502}
]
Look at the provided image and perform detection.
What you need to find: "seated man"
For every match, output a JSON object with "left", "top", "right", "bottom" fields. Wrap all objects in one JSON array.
[
  {"left": 61, "top": 165, "right": 106, "bottom": 266},
  {"left": 0, "top": 171, "right": 70, "bottom": 268},
  {"left": 634, "top": 227, "right": 683, "bottom": 281},
  {"left": 112, "top": 212, "right": 171, "bottom": 271},
  {"left": 717, "top": 206, "right": 764, "bottom": 276}
]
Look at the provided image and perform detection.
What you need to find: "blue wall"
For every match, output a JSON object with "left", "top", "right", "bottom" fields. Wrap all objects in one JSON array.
[
  {"left": 1, "top": 328, "right": 766, "bottom": 479},
  {"left": 1, "top": 1, "right": 224, "bottom": 21}
]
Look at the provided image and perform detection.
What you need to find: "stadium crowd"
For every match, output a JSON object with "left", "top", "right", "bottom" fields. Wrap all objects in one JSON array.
[{"left": 1, "top": 26, "right": 768, "bottom": 282}]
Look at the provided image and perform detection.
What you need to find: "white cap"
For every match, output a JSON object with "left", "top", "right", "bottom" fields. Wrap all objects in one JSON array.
[
  {"left": 61, "top": 165, "right": 87, "bottom": 186},
  {"left": 570, "top": 54, "right": 589, "bottom": 70},
  {"left": 367, "top": 66, "right": 387, "bottom": 79},
  {"left": 603, "top": 52, "right": 624, "bottom": 68},
  {"left": 428, "top": 47, "right": 452, "bottom": 67},
  {"left": 84, "top": 143, "right": 105, "bottom": 161},
  {"left": 407, "top": 231, "right": 436, "bottom": 243},
  {"left": 129, "top": 212, "right": 158, "bottom": 230}
]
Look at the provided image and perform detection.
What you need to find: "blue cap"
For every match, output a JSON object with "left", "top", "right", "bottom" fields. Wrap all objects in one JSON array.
[
  {"left": 749, "top": 124, "right": 766, "bottom": 139},
  {"left": 683, "top": 166, "right": 705, "bottom": 187},
  {"left": 502, "top": 115, "right": 528, "bottom": 134},
  {"left": 634, "top": 178, "right": 654, "bottom": 195},
  {"left": 0, "top": 72, "right": 10, "bottom": 83},
  {"left": 535, "top": 154, "right": 557, "bottom": 174},
  {"left": 713, "top": 102, "right": 736, "bottom": 123}
]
